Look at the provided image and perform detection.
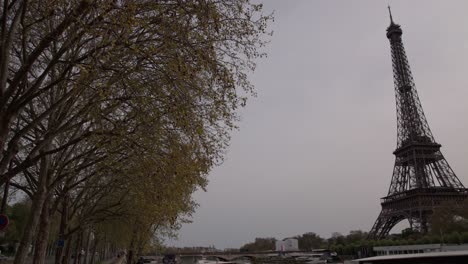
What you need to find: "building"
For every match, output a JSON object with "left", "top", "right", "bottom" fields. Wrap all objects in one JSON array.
[{"left": 275, "top": 238, "right": 298, "bottom": 252}]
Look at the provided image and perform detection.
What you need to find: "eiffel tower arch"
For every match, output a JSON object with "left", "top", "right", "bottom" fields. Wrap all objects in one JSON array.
[{"left": 368, "top": 8, "right": 468, "bottom": 240}]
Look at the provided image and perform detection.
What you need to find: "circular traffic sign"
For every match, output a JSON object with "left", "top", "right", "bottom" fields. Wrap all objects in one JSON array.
[{"left": 0, "top": 214, "right": 9, "bottom": 231}]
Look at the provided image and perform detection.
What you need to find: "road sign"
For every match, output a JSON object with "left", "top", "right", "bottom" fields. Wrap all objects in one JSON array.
[
  {"left": 57, "top": 239, "right": 65, "bottom": 247},
  {"left": 0, "top": 214, "right": 8, "bottom": 231}
]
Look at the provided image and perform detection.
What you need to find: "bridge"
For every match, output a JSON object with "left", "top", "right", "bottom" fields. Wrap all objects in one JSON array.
[{"left": 178, "top": 250, "right": 314, "bottom": 261}]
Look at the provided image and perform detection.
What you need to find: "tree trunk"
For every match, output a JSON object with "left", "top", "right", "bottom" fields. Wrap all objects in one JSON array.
[
  {"left": 63, "top": 233, "right": 74, "bottom": 264},
  {"left": 0, "top": 115, "right": 9, "bottom": 165},
  {"left": 73, "top": 231, "right": 82, "bottom": 264},
  {"left": 14, "top": 151, "right": 50, "bottom": 264},
  {"left": 79, "top": 234, "right": 84, "bottom": 264},
  {"left": 82, "top": 229, "right": 91, "bottom": 264},
  {"left": 0, "top": 179, "right": 10, "bottom": 213},
  {"left": 55, "top": 196, "right": 69, "bottom": 264},
  {"left": 98, "top": 246, "right": 102, "bottom": 263},
  {"left": 89, "top": 237, "right": 99, "bottom": 264},
  {"left": 0, "top": 114, "right": 13, "bottom": 183},
  {"left": 13, "top": 183, "right": 46, "bottom": 264},
  {"left": 127, "top": 223, "right": 139, "bottom": 264},
  {"left": 32, "top": 194, "right": 53, "bottom": 264}
]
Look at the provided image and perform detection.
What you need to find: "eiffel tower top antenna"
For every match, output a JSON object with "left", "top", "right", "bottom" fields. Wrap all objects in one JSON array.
[{"left": 388, "top": 5, "right": 394, "bottom": 24}]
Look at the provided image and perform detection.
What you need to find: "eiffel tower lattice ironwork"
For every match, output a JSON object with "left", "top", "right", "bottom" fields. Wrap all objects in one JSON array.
[{"left": 368, "top": 8, "right": 468, "bottom": 239}]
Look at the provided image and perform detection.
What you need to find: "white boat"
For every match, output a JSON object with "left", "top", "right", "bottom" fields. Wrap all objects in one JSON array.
[
  {"left": 295, "top": 253, "right": 327, "bottom": 264},
  {"left": 196, "top": 256, "right": 235, "bottom": 264},
  {"left": 304, "top": 256, "right": 327, "bottom": 264}
]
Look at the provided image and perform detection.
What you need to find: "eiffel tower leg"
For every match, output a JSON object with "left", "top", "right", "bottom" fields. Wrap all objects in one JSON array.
[
  {"left": 368, "top": 212, "right": 384, "bottom": 240},
  {"left": 368, "top": 211, "right": 405, "bottom": 240}
]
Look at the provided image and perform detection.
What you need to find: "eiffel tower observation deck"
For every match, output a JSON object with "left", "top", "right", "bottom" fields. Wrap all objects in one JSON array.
[{"left": 368, "top": 8, "right": 468, "bottom": 239}]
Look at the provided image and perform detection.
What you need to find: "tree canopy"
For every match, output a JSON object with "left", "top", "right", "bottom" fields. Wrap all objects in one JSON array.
[
  {"left": 0, "top": 1, "right": 272, "bottom": 263},
  {"left": 240, "top": 237, "right": 276, "bottom": 252}
]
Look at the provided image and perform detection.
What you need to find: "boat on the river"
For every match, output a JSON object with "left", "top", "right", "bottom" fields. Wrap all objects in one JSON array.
[
  {"left": 295, "top": 254, "right": 326, "bottom": 264},
  {"left": 294, "top": 250, "right": 342, "bottom": 264},
  {"left": 196, "top": 256, "right": 236, "bottom": 264}
]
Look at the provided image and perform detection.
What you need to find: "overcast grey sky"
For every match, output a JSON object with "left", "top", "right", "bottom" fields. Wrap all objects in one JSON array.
[{"left": 169, "top": 0, "right": 468, "bottom": 249}]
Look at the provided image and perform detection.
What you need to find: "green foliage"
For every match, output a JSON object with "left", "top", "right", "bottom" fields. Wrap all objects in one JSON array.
[
  {"left": 429, "top": 235, "right": 441, "bottom": 244},
  {"left": 0, "top": 200, "right": 30, "bottom": 255},
  {"left": 240, "top": 238, "right": 276, "bottom": 252},
  {"left": 460, "top": 232, "right": 468, "bottom": 243},
  {"left": 446, "top": 232, "right": 462, "bottom": 244},
  {"left": 297, "top": 232, "right": 325, "bottom": 250},
  {"left": 431, "top": 200, "right": 468, "bottom": 236},
  {"left": 328, "top": 232, "right": 345, "bottom": 245},
  {"left": 401, "top": 228, "right": 422, "bottom": 240},
  {"left": 3, "top": 201, "right": 28, "bottom": 239},
  {"left": 345, "top": 230, "right": 367, "bottom": 244}
]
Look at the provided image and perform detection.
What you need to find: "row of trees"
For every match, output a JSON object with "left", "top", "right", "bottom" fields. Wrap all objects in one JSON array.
[
  {"left": 239, "top": 229, "right": 468, "bottom": 255},
  {"left": 240, "top": 198, "right": 468, "bottom": 253},
  {"left": 0, "top": 1, "right": 271, "bottom": 264},
  {"left": 239, "top": 238, "right": 276, "bottom": 252},
  {"left": 240, "top": 201, "right": 468, "bottom": 254},
  {"left": 327, "top": 210, "right": 468, "bottom": 256},
  {"left": 238, "top": 231, "right": 368, "bottom": 252},
  {"left": 329, "top": 230, "right": 468, "bottom": 256}
]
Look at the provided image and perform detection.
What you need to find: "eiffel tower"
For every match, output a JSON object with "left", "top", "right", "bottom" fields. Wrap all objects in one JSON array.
[{"left": 368, "top": 8, "right": 468, "bottom": 239}]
